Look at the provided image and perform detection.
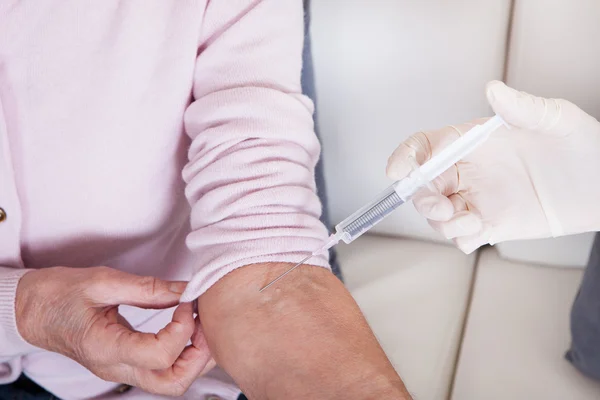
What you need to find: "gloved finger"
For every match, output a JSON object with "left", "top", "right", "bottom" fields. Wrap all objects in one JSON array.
[
  {"left": 486, "top": 80, "right": 587, "bottom": 134},
  {"left": 454, "top": 228, "right": 490, "bottom": 254},
  {"left": 448, "top": 193, "right": 469, "bottom": 213},
  {"left": 411, "top": 172, "right": 468, "bottom": 222},
  {"left": 430, "top": 165, "right": 460, "bottom": 196},
  {"left": 413, "top": 193, "right": 454, "bottom": 222},
  {"left": 387, "top": 124, "right": 469, "bottom": 181},
  {"left": 386, "top": 131, "right": 431, "bottom": 180},
  {"left": 429, "top": 211, "right": 482, "bottom": 240}
]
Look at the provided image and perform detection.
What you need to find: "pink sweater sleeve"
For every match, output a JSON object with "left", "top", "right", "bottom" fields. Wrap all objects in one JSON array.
[
  {"left": 0, "top": 268, "right": 38, "bottom": 358},
  {"left": 179, "top": 0, "right": 330, "bottom": 301}
]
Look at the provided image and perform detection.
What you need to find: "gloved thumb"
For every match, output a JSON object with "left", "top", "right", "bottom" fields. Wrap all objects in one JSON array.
[
  {"left": 386, "top": 132, "right": 430, "bottom": 181},
  {"left": 486, "top": 80, "right": 566, "bottom": 132},
  {"left": 387, "top": 122, "right": 475, "bottom": 182}
]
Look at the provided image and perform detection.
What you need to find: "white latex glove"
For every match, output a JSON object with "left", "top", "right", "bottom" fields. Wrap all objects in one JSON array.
[{"left": 387, "top": 81, "right": 600, "bottom": 253}]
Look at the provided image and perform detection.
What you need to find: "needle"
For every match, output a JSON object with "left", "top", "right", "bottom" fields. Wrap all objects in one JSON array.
[{"left": 259, "top": 254, "right": 314, "bottom": 292}]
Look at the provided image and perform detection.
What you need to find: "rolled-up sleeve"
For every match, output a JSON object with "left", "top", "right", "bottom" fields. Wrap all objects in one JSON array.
[
  {"left": 180, "top": 0, "right": 330, "bottom": 302},
  {"left": 0, "top": 267, "right": 38, "bottom": 360}
]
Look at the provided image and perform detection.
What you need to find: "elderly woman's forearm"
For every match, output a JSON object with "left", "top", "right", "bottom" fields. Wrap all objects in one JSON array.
[{"left": 197, "top": 262, "right": 411, "bottom": 400}]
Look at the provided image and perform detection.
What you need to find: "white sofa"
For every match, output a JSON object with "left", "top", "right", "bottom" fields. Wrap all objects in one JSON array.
[{"left": 310, "top": 1, "right": 600, "bottom": 398}]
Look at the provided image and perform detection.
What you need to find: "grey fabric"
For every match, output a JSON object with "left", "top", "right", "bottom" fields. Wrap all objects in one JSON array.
[
  {"left": 301, "top": 0, "right": 342, "bottom": 280},
  {"left": 566, "top": 233, "right": 600, "bottom": 379},
  {"left": 0, "top": 375, "right": 58, "bottom": 400}
]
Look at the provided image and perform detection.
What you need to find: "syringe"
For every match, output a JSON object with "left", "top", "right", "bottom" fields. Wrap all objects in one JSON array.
[{"left": 259, "top": 115, "right": 507, "bottom": 292}]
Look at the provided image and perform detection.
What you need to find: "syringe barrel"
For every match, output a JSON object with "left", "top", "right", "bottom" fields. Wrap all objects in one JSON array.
[
  {"left": 333, "top": 116, "right": 506, "bottom": 246},
  {"left": 334, "top": 183, "right": 406, "bottom": 244}
]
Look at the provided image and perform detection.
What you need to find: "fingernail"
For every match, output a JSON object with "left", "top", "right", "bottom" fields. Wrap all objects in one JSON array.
[{"left": 170, "top": 282, "right": 187, "bottom": 294}]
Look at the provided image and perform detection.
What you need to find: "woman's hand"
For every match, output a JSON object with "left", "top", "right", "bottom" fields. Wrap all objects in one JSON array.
[
  {"left": 15, "top": 266, "right": 213, "bottom": 397},
  {"left": 387, "top": 81, "right": 600, "bottom": 253}
]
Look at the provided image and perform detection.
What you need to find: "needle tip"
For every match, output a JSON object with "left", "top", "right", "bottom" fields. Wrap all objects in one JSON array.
[{"left": 258, "top": 254, "right": 314, "bottom": 293}]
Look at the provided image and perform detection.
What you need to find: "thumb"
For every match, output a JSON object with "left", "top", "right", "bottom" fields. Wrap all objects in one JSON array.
[
  {"left": 89, "top": 267, "right": 187, "bottom": 308},
  {"left": 485, "top": 80, "right": 580, "bottom": 134},
  {"left": 387, "top": 122, "right": 478, "bottom": 182},
  {"left": 386, "top": 131, "right": 432, "bottom": 181}
]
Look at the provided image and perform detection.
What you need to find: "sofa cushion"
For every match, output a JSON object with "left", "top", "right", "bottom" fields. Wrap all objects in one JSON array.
[
  {"left": 338, "top": 234, "right": 476, "bottom": 399},
  {"left": 452, "top": 249, "right": 600, "bottom": 399},
  {"left": 495, "top": 233, "right": 594, "bottom": 268}
]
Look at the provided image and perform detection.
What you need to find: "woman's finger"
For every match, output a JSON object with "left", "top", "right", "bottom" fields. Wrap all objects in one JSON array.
[
  {"left": 100, "top": 302, "right": 196, "bottom": 369},
  {"left": 135, "top": 338, "right": 214, "bottom": 397},
  {"left": 89, "top": 267, "right": 187, "bottom": 309}
]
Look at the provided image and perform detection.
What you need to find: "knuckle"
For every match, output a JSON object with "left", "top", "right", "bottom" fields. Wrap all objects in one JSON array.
[
  {"left": 83, "top": 268, "right": 116, "bottom": 300},
  {"left": 145, "top": 380, "right": 189, "bottom": 397},
  {"left": 139, "top": 276, "right": 159, "bottom": 298},
  {"left": 92, "top": 266, "right": 113, "bottom": 278},
  {"left": 561, "top": 98, "right": 585, "bottom": 121},
  {"left": 143, "top": 337, "right": 178, "bottom": 369},
  {"left": 561, "top": 98, "right": 580, "bottom": 116},
  {"left": 91, "top": 367, "right": 117, "bottom": 383},
  {"left": 387, "top": 142, "right": 419, "bottom": 179},
  {"left": 153, "top": 354, "right": 174, "bottom": 370},
  {"left": 431, "top": 175, "right": 448, "bottom": 194},
  {"left": 404, "top": 133, "right": 428, "bottom": 155},
  {"left": 77, "top": 325, "right": 106, "bottom": 365},
  {"left": 413, "top": 199, "right": 430, "bottom": 216},
  {"left": 87, "top": 267, "right": 115, "bottom": 289},
  {"left": 169, "top": 380, "right": 191, "bottom": 397},
  {"left": 75, "top": 341, "right": 100, "bottom": 368},
  {"left": 156, "top": 345, "right": 178, "bottom": 368}
]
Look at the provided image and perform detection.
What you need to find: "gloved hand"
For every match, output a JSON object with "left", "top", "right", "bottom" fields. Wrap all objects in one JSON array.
[{"left": 387, "top": 81, "right": 600, "bottom": 253}]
